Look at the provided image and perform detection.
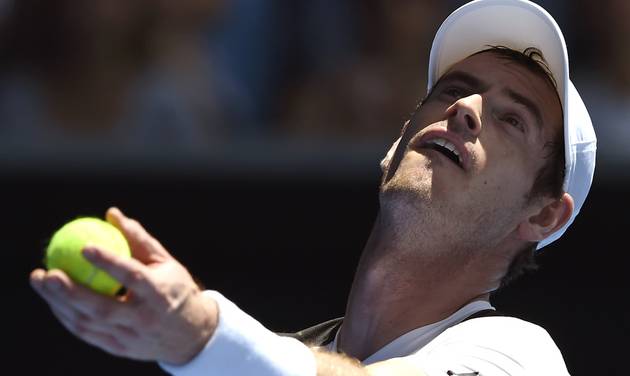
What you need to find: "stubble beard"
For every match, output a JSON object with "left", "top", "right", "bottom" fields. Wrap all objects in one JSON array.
[
  {"left": 379, "top": 167, "right": 471, "bottom": 261},
  {"left": 379, "top": 163, "right": 526, "bottom": 270},
  {"left": 377, "top": 161, "right": 506, "bottom": 271}
]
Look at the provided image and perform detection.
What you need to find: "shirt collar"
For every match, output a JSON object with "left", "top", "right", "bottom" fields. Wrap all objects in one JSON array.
[{"left": 326, "top": 300, "right": 494, "bottom": 365}]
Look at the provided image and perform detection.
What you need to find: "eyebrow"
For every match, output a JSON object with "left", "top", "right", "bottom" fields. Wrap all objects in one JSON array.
[
  {"left": 435, "top": 70, "right": 545, "bottom": 130},
  {"left": 434, "top": 70, "right": 489, "bottom": 92},
  {"left": 502, "top": 88, "right": 543, "bottom": 129}
]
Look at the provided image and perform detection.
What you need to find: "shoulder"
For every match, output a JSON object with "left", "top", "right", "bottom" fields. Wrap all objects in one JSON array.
[
  {"left": 439, "top": 315, "right": 558, "bottom": 344},
  {"left": 404, "top": 316, "right": 570, "bottom": 376}
]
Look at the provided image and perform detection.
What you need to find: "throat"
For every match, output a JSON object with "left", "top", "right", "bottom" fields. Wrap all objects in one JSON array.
[{"left": 340, "top": 262, "right": 455, "bottom": 360}]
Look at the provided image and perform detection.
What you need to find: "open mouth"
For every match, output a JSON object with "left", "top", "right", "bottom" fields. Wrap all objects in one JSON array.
[{"left": 423, "top": 138, "right": 463, "bottom": 168}]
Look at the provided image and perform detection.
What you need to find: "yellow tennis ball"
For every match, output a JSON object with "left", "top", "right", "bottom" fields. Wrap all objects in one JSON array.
[{"left": 45, "top": 217, "right": 131, "bottom": 296}]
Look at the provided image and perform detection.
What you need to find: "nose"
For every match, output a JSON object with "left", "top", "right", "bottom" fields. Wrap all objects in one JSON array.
[{"left": 445, "top": 94, "right": 483, "bottom": 137}]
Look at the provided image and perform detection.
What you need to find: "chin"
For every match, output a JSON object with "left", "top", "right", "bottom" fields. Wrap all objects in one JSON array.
[
  {"left": 378, "top": 178, "right": 434, "bottom": 227},
  {"left": 380, "top": 174, "right": 431, "bottom": 205}
]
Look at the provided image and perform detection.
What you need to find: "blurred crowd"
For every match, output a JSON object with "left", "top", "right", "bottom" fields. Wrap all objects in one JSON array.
[{"left": 0, "top": 0, "right": 627, "bottom": 170}]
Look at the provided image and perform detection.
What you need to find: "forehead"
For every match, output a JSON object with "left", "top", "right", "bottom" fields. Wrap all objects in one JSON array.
[{"left": 440, "top": 52, "right": 563, "bottom": 137}]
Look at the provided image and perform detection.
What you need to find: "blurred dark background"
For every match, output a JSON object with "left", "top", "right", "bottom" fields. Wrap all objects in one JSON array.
[{"left": 5, "top": 0, "right": 627, "bottom": 375}]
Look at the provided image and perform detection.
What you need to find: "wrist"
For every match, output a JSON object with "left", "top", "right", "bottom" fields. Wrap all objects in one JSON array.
[
  {"left": 165, "top": 289, "right": 219, "bottom": 365},
  {"left": 159, "top": 290, "right": 316, "bottom": 376},
  {"left": 186, "top": 291, "right": 220, "bottom": 363}
]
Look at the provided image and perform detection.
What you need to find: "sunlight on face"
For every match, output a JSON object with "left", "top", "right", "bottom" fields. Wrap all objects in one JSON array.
[{"left": 379, "top": 51, "right": 562, "bottom": 253}]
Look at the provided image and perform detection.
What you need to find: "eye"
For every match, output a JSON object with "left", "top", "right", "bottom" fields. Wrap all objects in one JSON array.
[
  {"left": 442, "top": 86, "right": 464, "bottom": 99},
  {"left": 501, "top": 114, "right": 525, "bottom": 132}
]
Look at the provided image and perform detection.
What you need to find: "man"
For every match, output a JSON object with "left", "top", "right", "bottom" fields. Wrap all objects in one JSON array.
[{"left": 30, "top": 0, "right": 596, "bottom": 375}]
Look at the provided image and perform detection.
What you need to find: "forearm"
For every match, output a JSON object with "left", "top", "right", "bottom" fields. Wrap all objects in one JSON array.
[
  {"left": 312, "top": 349, "right": 369, "bottom": 376},
  {"left": 161, "top": 291, "right": 422, "bottom": 376},
  {"left": 160, "top": 290, "right": 317, "bottom": 376},
  {"left": 162, "top": 291, "right": 368, "bottom": 376},
  {"left": 313, "top": 350, "right": 427, "bottom": 376}
]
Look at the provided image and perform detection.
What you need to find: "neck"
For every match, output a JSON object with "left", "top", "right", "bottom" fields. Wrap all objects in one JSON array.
[{"left": 338, "top": 212, "right": 495, "bottom": 360}]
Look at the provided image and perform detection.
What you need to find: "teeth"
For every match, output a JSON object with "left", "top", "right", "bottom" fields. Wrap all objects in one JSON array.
[
  {"left": 433, "top": 138, "right": 446, "bottom": 147},
  {"left": 427, "top": 138, "right": 462, "bottom": 165},
  {"left": 444, "top": 141, "right": 459, "bottom": 157}
]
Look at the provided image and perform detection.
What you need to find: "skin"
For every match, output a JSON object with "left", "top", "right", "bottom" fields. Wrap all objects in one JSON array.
[
  {"left": 30, "top": 52, "right": 574, "bottom": 374},
  {"left": 338, "top": 52, "right": 572, "bottom": 361}
]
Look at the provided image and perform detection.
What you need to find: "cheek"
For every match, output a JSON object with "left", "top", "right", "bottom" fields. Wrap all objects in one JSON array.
[
  {"left": 456, "top": 168, "right": 533, "bottom": 245},
  {"left": 474, "top": 153, "right": 535, "bottom": 208},
  {"left": 475, "top": 134, "right": 539, "bottom": 190}
]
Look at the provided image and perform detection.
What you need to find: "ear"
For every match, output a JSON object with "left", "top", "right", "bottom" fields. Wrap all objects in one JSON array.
[{"left": 517, "top": 193, "right": 575, "bottom": 242}]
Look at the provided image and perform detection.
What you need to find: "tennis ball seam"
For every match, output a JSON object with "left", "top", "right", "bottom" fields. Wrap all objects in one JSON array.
[
  {"left": 84, "top": 265, "right": 99, "bottom": 286},
  {"left": 45, "top": 217, "right": 131, "bottom": 296}
]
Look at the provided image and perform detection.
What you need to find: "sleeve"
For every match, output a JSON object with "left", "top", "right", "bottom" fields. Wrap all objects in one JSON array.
[
  {"left": 159, "top": 290, "right": 317, "bottom": 376},
  {"left": 401, "top": 317, "right": 571, "bottom": 376}
]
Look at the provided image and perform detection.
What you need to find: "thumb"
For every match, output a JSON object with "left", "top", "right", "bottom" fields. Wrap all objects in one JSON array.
[{"left": 106, "top": 207, "right": 172, "bottom": 264}]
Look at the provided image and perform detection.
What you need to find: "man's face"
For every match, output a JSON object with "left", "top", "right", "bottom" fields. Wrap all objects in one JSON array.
[{"left": 379, "top": 51, "right": 562, "bottom": 253}]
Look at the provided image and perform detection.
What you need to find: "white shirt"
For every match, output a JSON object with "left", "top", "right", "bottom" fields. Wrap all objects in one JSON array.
[
  {"left": 409, "top": 316, "right": 571, "bottom": 376},
  {"left": 325, "top": 300, "right": 495, "bottom": 364},
  {"left": 161, "top": 291, "right": 570, "bottom": 376}
]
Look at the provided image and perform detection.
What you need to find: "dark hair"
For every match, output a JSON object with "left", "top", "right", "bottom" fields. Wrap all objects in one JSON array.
[
  {"left": 477, "top": 46, "right": 565, "bottom": 288},
  {"left": 499, "top": 243, "right": 538, "bottom": 289}
]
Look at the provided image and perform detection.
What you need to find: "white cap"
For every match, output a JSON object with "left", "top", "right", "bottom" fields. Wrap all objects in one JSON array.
[{"left": 427, "top": 0, "right": 597, "bottom": 250}]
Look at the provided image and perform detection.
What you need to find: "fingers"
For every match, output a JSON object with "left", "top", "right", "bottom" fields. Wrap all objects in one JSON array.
[
  {"left": 31, "top": 267, "right": 144, "bottom": 356},
  {"left": 80, "top": 329, "right": 128, "bottom": 357},
  {"left": 106, "top": 207, "right": 171, "bottom": 263},
  {"left": 50, "top": 305, "right": 128, "bottom": 357},
  {"left": 82, "top": 245, "right": 160, "bottom": 301},
  {"left": 31, "top": 269, "right": 89, "bottom": 322},
  {"left": 31, "top": 268, "right": 137, "bottom": 327},
  {"left": 51, "top": 301, "right": 138, "bottom": 344}
]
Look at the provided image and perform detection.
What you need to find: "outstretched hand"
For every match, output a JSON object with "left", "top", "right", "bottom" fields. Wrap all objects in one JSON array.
[{"left": 30, "top": 207, "right": 218, "bottom": 365}]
